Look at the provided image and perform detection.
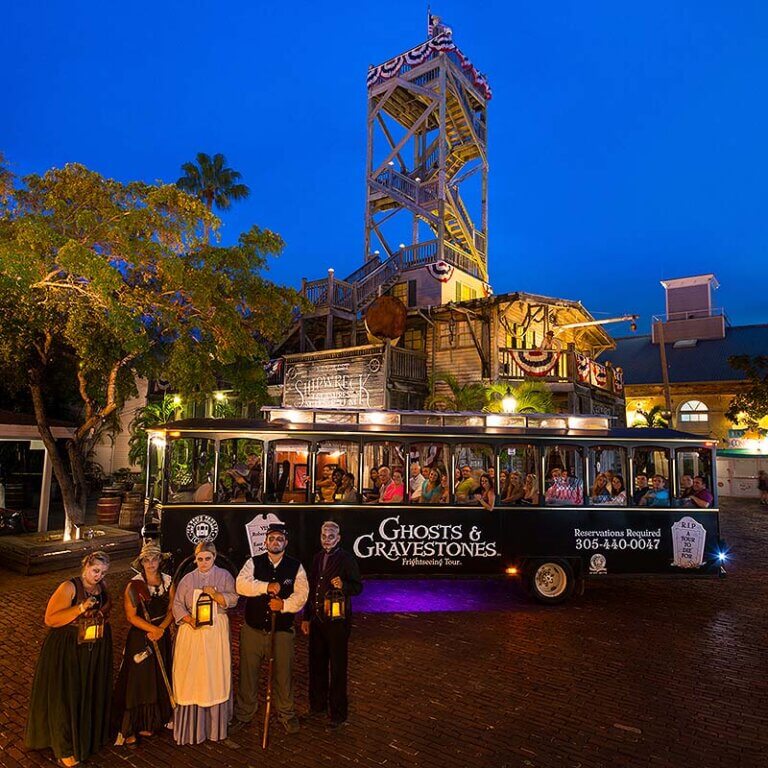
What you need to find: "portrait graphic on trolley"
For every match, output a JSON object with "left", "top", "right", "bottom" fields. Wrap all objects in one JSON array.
[{"left": 353, "top": 515, "right": 500, "bottom": 567}]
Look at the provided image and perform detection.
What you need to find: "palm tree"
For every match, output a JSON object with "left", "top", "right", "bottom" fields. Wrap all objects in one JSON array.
[
  {"left": 484, "top": 380, "right": 555, "bottom": 414},
  {"left": 425, "top": 372, "right": 487, "bottom": 412},
  {"left": 632, "top": 405, "right": 670, "bottom": 428},
  {"left": 176, "top": 153, "right": 250, "bottom": 237},
  {"left": 128, "top": 396, "right": 180, "bottom": 470}
]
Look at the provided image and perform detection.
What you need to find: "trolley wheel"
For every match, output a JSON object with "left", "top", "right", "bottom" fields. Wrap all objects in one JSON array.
[{"left": 526, "top": 559, "right": 575, "bottom": 605}]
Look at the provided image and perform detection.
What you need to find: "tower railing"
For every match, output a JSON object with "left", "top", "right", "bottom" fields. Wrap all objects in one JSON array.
[{"left": 301, "top": 240, "right": 484, "bottom": 313}]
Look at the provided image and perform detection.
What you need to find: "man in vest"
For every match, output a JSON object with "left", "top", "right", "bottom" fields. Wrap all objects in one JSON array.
[
  {"left": 231, "top": 524, "right": 308, "bottom": 735},
  {"left": 301, "top": 521, "right": 363, "bottom": 728}
]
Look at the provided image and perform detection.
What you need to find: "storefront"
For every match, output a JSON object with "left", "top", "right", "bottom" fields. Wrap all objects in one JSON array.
[{"left": 0, "top": 411, "right": 75, "bottom": 532}]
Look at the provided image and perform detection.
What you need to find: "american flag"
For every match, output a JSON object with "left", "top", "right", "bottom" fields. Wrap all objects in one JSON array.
[{"left": 428, "top": 12, "right": 451, "bottom": 38}]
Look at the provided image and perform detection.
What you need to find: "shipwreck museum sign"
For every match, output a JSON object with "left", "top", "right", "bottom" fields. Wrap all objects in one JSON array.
[{"left": 282, "top": 346, "right": 386, "bottom": 409}]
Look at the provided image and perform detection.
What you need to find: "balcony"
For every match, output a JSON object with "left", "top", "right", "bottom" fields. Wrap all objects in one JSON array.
[{"left": 498, "top": 348, "right": 625, "bottom": 399}]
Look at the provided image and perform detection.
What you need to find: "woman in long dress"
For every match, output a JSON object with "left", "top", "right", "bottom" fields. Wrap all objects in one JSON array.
[
  {"left": 26, "top": 551, "right": 113, "bottom": 767},
  {"left": 172, "top": 540, "right": 238, "bottom": 744},
  {"left": 113, "top": 541, "right": 175, "bottom": 746}
]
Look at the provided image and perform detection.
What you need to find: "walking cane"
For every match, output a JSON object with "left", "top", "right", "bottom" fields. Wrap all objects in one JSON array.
[
  {"left": 139, "top": 600, "right": 177, "bottom": 709},
  {"left": 262, "top": 610, "right": 277, "bottom": 749}
]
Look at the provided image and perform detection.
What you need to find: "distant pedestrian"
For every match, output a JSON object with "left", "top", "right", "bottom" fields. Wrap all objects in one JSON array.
[
  {"left": 26, "top": 551, "right": 113, "bottom": 767},
  {"left": 302, "top": 521, "right": 363, "bottom": 728},
  {"left": 759, "top": 470, "right": 768, "bottom": 506}
]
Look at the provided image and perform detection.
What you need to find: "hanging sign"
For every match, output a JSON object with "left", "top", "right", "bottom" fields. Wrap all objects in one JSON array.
[{"left": 283, "top": 349, "right": 386, "bottom": 409}]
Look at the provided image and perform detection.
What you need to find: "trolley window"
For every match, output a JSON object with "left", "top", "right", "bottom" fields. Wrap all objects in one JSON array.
[
  {"left": 362, "top": 441, "right": 405, "bottom": 504},
  {"left": 499, "top": 444, "right": 538, "bottom": 505},
  {"left": 675, "top": 447, "right": 715, "bottom": 508},
  {"left": 218, "top": 439, "right": 264, "bottom": 503},
  {"left": 167, "top": 437, "right": 215, "bottom": 503},
  {"left": 588, "top": 446, "right": 628, "bottom": 506},
  {"left": 267, "top": 440, "right": 310, "bottom": 503},
  {"left": 147, "top": 434, "right": 165, "bottom": 502},
  {"left": 632, "top": 447, "right": 671, "bottom": 507},
  {"left": 409, "top": 442, "right": 450, "bottom": 503},
  {"left": 454, "top": 443, "right": 494, "bottom": 504},
  {"left": 543, "top": 446, "right": 584, "bottom": 506},
  {"left": 315, "top": 440, "right": 360, "bottom": 503}
]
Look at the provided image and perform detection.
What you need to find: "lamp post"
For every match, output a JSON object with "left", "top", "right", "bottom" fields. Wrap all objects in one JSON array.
[{"left": 502, "top": 386, "right": 517, "bottom": 414}]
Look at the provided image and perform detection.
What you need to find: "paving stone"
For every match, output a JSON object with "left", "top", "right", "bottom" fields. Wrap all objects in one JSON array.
[{"left": 0, "top": 498, "right": 765, "bottom": 767}]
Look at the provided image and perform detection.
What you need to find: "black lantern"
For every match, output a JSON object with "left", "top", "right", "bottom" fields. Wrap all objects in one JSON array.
[
  {"left": 195, "top": 592, "right": 214, "bottom": 627},
  {"left": 323, "top": 588, "right": 346, "bottom": 621},
  {"left": 77, "top": 610, "right": 105, "bottom": 645}
]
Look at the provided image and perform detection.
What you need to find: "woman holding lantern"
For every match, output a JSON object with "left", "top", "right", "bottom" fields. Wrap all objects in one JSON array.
[
  {"left": 25, "top": 551, "right": 113, "bottom": 767},
  {"left": 171, "top": 540, "right": 238, "bottom": 745},
  {"left": 113, "top": 541, "right": 175, "bottom": 747}
]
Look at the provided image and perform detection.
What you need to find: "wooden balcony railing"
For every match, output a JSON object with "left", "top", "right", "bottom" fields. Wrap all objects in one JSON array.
[
  {"left": 498, "top": 348, "right": 624, "bottom": 398},
  {"left": 389, "top": 346, "right": 427, "bottom": 382}
]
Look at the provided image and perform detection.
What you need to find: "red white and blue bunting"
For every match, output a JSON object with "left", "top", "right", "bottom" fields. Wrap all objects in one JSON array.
[
  {"left": 590, "top": 361, "right": 608, "bottom": 389},
  {"left": 510, "top": 349, "right": 561, "bottom": 377},
  {"left": 367, "top": 33, "right": 492, "bottom": 101},
  {"left": 613, "top": 366, "right": 624, "bottom": 394},
  {"left": 427, "top": 260, "right": 454, "bottom": 282},
  {"left": 575, "top": 353, "right": 590, "bottom": 384}
]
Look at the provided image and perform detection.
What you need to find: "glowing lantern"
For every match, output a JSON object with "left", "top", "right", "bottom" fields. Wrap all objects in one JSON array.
[
  {"left": 324, "top": 588, "right": 346, "bottom": 621},
  {"left": 195, "top": 592, "right": 214, "bottom": 627},
  {"left": 77, "top": 610, "right": 105, "bottom": 645}
]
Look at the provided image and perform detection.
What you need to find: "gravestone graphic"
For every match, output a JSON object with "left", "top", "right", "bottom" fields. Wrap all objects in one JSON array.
[
  {"left": 671, "top": 516, "right": 707, "bottom": 568},
  {"left": 245, "top": 512, "right": 285, "bottom": 556}
]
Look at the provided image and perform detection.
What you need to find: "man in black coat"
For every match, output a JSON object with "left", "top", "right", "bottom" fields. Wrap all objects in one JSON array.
[
  {"left": 301, "top": 521, "right": 363, "bottom": 727},
  {"left": 231, "top": 524, "right": 308, "bottom": 735}
]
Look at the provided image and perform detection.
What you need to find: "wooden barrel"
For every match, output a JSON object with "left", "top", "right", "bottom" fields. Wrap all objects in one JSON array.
[
  {"left": 96, "top": 496, "right": 121, "bottom": 525},
  {"left": 118, "top": 492, "right": 144, "bottom": 530}
]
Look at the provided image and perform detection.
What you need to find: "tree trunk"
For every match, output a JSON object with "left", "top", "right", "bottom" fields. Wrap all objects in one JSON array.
[{"left": 29, "top": 370, "right": 85, "bottom": 538}]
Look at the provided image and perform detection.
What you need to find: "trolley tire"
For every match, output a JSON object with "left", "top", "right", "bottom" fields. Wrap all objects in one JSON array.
[{"left": 526, "top": 559, "right": 575, "bottom": 605}]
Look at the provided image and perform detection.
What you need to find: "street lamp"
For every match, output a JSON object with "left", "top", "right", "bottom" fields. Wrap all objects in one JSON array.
[{"left": 502, "top": 386, "right": 517, "bottom": 414}]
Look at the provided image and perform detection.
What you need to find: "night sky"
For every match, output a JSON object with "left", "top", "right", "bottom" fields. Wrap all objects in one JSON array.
[{"left": 6, "top": 1, "right": 767, "bottom": 332}]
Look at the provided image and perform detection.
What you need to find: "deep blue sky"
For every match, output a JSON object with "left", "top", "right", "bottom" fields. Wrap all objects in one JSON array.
[{"left": 6, "top": 1, "right": 768, "bottom": 331}]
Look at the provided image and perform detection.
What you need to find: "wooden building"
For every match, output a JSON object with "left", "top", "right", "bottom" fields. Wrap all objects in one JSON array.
[
  {"left": 609, "top": 275, "right": 768, "bottom": 497},
  {"left": 273, "top": 23, "right": 627, "bottom": 421}
]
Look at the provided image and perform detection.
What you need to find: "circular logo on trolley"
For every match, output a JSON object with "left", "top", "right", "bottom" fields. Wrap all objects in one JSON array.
[
  {"left": 589, "top": 553, "right": 607, "bottom": 575},
  {"left": 186, "top": 515, "right": 220, "bottom": 544}
]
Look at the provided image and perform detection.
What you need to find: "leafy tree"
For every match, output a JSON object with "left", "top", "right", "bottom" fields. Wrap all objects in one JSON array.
[
  {"left": 0, "top": 161, "right": 299, "bottom": 536},
  {"left": 425, "top": 372, "right": 487, "bottom": 411},
  {"left": 726, "top": 355, "right": 768, "bottom": 428},
  {"left": 632, "top": 405, "right": 669, "bottom": 428},
  {"left": 177, "top": 153, "right": 249, "bottom": 238},
  {"left": 484, "top": 380, "right": 555, "bottom": 414}
]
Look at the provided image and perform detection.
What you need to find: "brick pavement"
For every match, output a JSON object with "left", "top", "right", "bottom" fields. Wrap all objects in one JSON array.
[{"left": 1, "top": 498, "right": 766, "bottom": 768}]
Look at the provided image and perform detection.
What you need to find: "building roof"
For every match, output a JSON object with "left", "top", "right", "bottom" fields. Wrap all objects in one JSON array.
[{"left": 608, "top": 324, "right": 768, "bottom": 385}]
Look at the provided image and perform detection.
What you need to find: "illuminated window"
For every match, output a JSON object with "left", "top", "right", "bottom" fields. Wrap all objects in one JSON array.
[
  {"left": 390, "top": 280, "right": 416, "bottom": 307},
  {"left": 455, "top": 282, "right": 477, "bottom": 302},
  {"left": 404, "top": 328, "right": 424, "bottom": 351},
  {"left": 391, "top": 282, "right": 408, "bottom": 304},
  {"left": 679, "top": 400, "right": 709, "bottom": 423}
]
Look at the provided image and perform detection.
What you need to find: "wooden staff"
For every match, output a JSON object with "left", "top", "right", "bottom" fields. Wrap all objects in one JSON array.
[
  {"left": 128, "top": 580, "right": 176, "bottom": 709},
  {"left": 138, "top": 599, "right": 177, "bottom": 709},
  {"left": 262, "top": 610, "right": 277, "bottom": 750}
]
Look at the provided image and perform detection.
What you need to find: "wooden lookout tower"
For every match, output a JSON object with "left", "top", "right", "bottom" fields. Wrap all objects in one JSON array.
[
  {"left": 363, "top": 16, "right": 491, "bottom": 298},
  {"left": 283, "top": 16, "right": 493, "bottom": 354}
]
